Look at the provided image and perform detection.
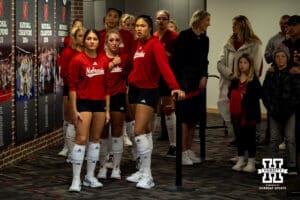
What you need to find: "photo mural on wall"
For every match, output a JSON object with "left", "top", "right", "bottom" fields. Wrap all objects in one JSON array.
[
  {"left": 0, "top": 0, "right": 12, "bottom": 147},
  {"left": 38, "top": 0, "right": 55, "bottom": 134},
  {"left": 15, "top": 0, "right": 36, "bottom": 142},
  {"left": 55, "top": 0, "right": 71, "bottom": 128}
]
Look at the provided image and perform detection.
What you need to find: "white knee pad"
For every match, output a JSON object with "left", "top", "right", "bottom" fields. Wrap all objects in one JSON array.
[
  {"left": 100, "top": 139, "right": 109, "bottom": 156},
  {"left": 86, "top": 142, "right": 100, "bottom": 162},
  {"left": 66, "top": 124, "right": 76, "bottom": 141},
  {"left": 112, "top": 136, "right": 124, "bottom": 154},
  {"left": 165, "top": 112, "right": 176, "bottom": 145},
  {"left": 135, "top": 134, "right": 150, "bottom": 155},
  {"left": 63, "top": 120, "right": 69, "bottom": 135},
  {"left": 71, "top": 144, "right": 86, "bottom": 164},
  {"left": 146, "top": 132, "right": 153, "bottom": 151},
  {"left": 127, "top": 121, "right": 136, "bottom": 143}
]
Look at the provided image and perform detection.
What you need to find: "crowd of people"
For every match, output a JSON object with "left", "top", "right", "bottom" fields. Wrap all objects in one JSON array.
[{"left": 55, "top": 8, "right": 300, "bottom": 192}]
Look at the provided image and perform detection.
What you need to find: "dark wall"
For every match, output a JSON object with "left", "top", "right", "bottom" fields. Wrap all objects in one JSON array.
[{"left": 83, "top": 0, "right": 205, "bottom": 31}]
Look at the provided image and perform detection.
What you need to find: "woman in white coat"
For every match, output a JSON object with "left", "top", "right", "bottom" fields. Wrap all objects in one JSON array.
[{"left": 217, "top": 15, "right": 263, "bottom": 146}]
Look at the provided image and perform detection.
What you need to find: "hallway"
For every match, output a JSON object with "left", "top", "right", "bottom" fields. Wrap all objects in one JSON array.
[{"left": 0, "top": 113, "right": 298, "bottom": 199}]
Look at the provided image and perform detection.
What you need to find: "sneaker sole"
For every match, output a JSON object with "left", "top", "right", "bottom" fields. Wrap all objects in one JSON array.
[
  {"left": 126, "top": 178, "right": 141, "bottom": 183},
  {"left": 69, "top": 188, "right": 81, "bottom": 192},
  {"left": 69, "top": 186, "right": 81, "bottom": 192},
  {"left": 136, "top": 182, "right": 155, "bottom": 189},
  {"left": 111, "top": 173, "right": 121, "bottom": 180},
  {"left": 83, "top": 181, "right": 103, "bottom": 188},
  {"left": 58, "top": 151, "right": 68, "bottom": 157}
]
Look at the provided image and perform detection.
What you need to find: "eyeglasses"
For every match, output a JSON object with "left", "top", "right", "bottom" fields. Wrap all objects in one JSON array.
[{"left": 156, "top": 17, "right": 169, "bottom": 21}]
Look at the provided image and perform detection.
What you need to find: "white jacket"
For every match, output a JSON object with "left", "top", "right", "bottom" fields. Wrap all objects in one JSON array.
[{"left": 216, "top": 41, "right": 263, "bottom": 121}]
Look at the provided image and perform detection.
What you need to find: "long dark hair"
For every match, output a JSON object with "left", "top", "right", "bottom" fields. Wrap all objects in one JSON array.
[
  {"left": 136, "top": 15, "right": 153, "bottom": 36},
  {"left": 83, "top": 29, "right": 99, "bottom": 42}
]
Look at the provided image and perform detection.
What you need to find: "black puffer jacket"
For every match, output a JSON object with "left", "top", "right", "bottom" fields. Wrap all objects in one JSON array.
[{"left": 262, "top": 66, "right": 300, "bottom": 120}]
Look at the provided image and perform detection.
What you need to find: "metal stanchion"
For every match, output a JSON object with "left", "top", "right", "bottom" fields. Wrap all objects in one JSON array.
[
  {"left": 175, "top": 100, "right": 182, "bottom": 187},
  {"left": 199, "top": 89, "right": 207, "bottom": 160},
  {"left": 164, "top": 95, "right": 196, "bottom": 192}
]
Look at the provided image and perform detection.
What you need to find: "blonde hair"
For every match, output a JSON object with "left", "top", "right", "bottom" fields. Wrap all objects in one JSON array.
[
  {"left": 156, "top": 10, "right": 170, "bottom": 20},
  {"left": 120, "top": 14, "right": 135, "bottom": 27},
  {"left": 105, "top": 29, "right": 122, "bottom": 46},
  {"left": 168, "top": 19, "right": 179, "bottom": 32},
  {"left": 189, "top": 10, "right": 210, "bottom": 29},
  {"left": 230, "top": 15, "right": 261, "bottom": 44},
  {"left": 236, "top": 53, "right": 256, "bottom": 81}
]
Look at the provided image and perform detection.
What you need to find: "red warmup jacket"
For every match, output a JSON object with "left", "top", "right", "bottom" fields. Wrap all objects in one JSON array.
[
  {"left": 98, "top": 29, "right": 136, "bottom": 56},
  {"left": 59, "top": 47, "right": 80, "bottom": 84},
  {"left": 68, "top": 52, "right": 108, "bottom": 100},
  {"left": 63, "top": 36, "right": 71, "bottom": 47},
  {"left": 128, "top": 37, "right": 180, "bottom": 90},
  {"left": 153, "top": 29, "right": 178, "bottom": 58},
  {"left": 99, "top": 51, "right": 131, "bottom": 96}
]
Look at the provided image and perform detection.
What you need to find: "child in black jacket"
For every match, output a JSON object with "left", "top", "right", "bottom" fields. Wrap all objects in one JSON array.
[
  {"left": 229, "top": 53, "right": 261, "bottom": 173},
  {"left": 262, "top": 47, "right": 300, "bottom": 175}
]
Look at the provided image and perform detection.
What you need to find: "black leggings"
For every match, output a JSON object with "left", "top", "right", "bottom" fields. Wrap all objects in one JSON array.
[{"left": 233, "top": 124, "right": 256, "bottom": 158}]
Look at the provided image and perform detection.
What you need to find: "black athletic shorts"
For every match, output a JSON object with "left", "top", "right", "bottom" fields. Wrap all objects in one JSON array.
[
  {"left": 110, "top": 93, "right": 126, "bottom": 113},
  {"left": 176, "top": 93, "right": 204, "bottom": 126},
  {"left": 76, "top": 99, "right": 106, "bottom": 112},
  {"left": 128, "top": 85, "right": 159, "bottom": 109}
]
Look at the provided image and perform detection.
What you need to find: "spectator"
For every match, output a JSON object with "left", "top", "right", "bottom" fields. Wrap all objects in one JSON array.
[
  {"left": 173, "top": 10, "right": 210, "bottom": 165},
  {"left": 217, "top": 15, "right": 263, "bottom": 148},
  {"left": 229, "top": 53, "right": 261, "bottom": 173},
  {"left": 262, "top": 47, "right": 300, "bottom": 175}
]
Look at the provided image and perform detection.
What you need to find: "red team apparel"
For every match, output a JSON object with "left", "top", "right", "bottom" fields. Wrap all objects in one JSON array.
[
  {"left": 68, "top": 52, "right": 108, "bottom": 100},
  {"left": 99, "top": 52, "right": 131, "bottom": 96},
  {"left": 128, "top": 37, "right": 180, "bottom": 90},
  {"left": 63, "top": 36, "right": 71, "bottom": 47},
  {"left": 98, "top": 29, "right": 135, "bottom": 55},
  {"left": 58, "top": 46, "right": 80, "bottom": 84},
  {"left": 153, "top": 29, "right": 178, "bottom": 57}
]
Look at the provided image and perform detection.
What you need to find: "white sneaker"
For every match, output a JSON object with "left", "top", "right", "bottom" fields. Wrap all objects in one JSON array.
[
  {"left": 124, "top": 134, "right": 133, "bottom": 146},
  {"left": 232, "top": 157, "right": 246, "bottom": 171},
  {"left": 187, "top": 150, "right": 201, "bottom": 164},
  {"left": 126, "top": 171, "right": 143, "bottom": 183},
  {"left": 97, "top": 167, "right": 107, "bottom": 179},
  {"left": 111, "top": 168, "right": 121, "bottom": 180},
  {"left": 136, "top": 175, "right": 155, "bottom": 189},
  {"left": 182, "top": 151, "right": 193, "bottom": 165},
  {"left": 58, "top": 147, "right": 68, "bottom": 157},
  {"left": 242, "top": 158, "right": 256, "bottom": 173},
  {"left": 279, "top": 142, "right": 286, "bottom": 150},
  {"left": 83, "top": 176, "right": 103, "bottom": 188},
  {"left": 69, "top": 177, "right": 81, "bottom": 192},
  {"left": 242, "top": 163, "right": 256, "bottom": 173}
]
